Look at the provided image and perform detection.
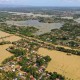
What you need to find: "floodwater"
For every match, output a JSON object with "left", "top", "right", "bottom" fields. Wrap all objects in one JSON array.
[
  {"left": 6, "top": 20, "right": 63, "bottom": 35},
  {"left": 75, "top": 18, "right": 80, "bottom": 23},
  {"left": 8, "top": 12, "right": 53, "bottom": 17}
]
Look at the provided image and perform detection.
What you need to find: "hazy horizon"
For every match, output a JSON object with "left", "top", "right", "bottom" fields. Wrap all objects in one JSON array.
[{"left": 0, "top": 0, "right": 80, "bottom": 7}]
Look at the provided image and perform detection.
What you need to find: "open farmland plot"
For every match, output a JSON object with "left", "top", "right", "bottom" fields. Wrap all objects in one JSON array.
[
  {"left": 0, "top": 35, "right": 21, "bottom": 42},
  {"left": 0, "top": 31, "right": 21, "bottom": 64},
  {"left": 38, "top": 48, "right": 80, "bottom": 80},
  {"left": 0, "top": 31, "right": 21, "bottom": 42},
  {"left": 0, "top": 44, "right": 13, "bottom": 64},
  {"left": 0, "top": 31, "right": 12, "bottom": 38}
]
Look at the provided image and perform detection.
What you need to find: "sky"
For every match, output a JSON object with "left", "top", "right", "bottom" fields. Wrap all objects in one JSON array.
[{"left": 0, "top": 0, "right": 80, "bottom": 7}]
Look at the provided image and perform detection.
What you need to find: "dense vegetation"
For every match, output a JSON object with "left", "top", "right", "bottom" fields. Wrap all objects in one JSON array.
[
  {"left": 0, "top": 23, "right": 38, "bottom": 36},
  {"left": 37, "top": 16, "right": 76, "bottom": 23},
  {"left": 39, "top": 23, "right": 80, "bottom": 49},
  {"left": 0, "top": 12, "right": 12, "bottom": 22},
  {"left": 9, "top": 48, "right": 26, "bottom": 56}
]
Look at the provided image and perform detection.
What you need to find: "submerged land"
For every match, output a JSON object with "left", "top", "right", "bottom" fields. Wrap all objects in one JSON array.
[{"left": 0, "top": 7, "right": 80, "bottom": 80}]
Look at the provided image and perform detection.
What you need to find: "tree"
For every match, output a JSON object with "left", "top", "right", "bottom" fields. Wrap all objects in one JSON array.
[
  {"left": 10, "top": 48, "right": 26, "bottom": 56},
  {"left": 44, "top": 56, "right": 51, "bottom": 62},
  {"left": 36, "top": 58, "right": 45, "bottom": 66}
]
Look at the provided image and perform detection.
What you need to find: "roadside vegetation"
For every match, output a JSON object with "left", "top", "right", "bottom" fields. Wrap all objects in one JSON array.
[
  {"left": 38, "top": 16, "right": 76, "bottom": 23},
  {"left": 0, "top": 41, "right": 11, "bottom": 45}
]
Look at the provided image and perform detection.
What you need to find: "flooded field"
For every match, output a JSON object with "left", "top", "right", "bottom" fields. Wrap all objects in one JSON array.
[
  {"left": 6, "top": 20, "right": 63, "bottom": 35},
  {"left": 75, "top": 18, "right": 80, "bottom": 23},
  {"left": 38, "top": 48, "right": 80, "bottom": 80},
  {"left": 8, "top": 12, "right": 53, "bottom": 17},
  {"left": 61, "top": 16, "right": 73, "bottom": 19}
]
